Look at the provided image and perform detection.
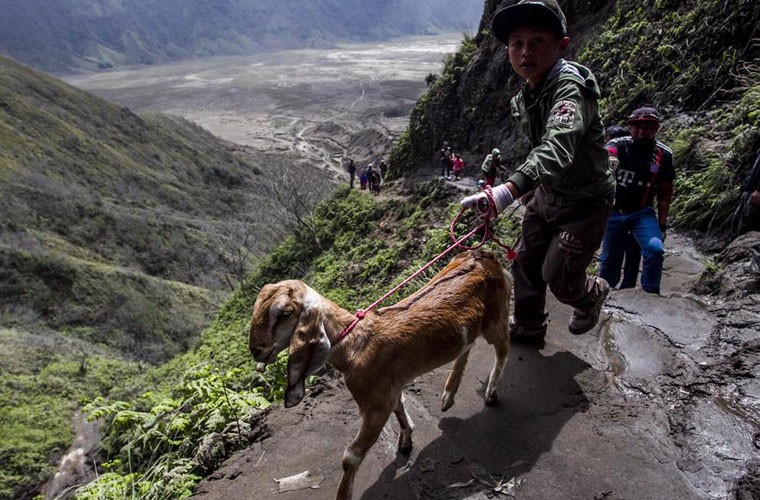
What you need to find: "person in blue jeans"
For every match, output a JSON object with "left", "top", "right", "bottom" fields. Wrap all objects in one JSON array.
[
  {"left": 604, "top": 124, "right": 641, "bottom": 289},
  {"left": 599, "top": 107, "right": 675, "bottom": 294}
]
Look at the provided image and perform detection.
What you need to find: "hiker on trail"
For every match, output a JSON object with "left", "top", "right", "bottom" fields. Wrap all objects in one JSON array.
[
  {"left": 378, "top": 159, "right": 388, "bottom": 179},
  {"left": 452, "top": 153, "right": 465, "bottom": 180},
  {"left": 731, "top": 148, "right": 760, "bottom": 237},
  {"left": 359, "top": 166, "right": 369, "bottom": 190},
  {"left": 605, "top": 125, "right": 629, "bottom": 142},
  {"left": 440, "top": 141, "right": 453, "bottom": 180},
  {"left": 598, "top": 107, "right": 675, "bottom": 295},
  {"left": 605, "top": 124, "right": 641, "bottom": 289},
  {"left": 480, "top": 148, "right": 503, "bottom": 187},
  {"left": 370, "top": 165, "right": 382, "bottom": 195},
  {"left": 460, "top": 0, "right": 615, "bottom": 345},
  {"left": 347, "top": 158, "right": 356, "bottom": 189}
]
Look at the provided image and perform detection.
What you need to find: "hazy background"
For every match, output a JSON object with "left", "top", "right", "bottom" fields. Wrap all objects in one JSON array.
[
  {"left": 0, "top": 0, "right": 483, "bottom": 73},
  {"left": 63, "top": 34, "right": 461, "bottom": 179}
]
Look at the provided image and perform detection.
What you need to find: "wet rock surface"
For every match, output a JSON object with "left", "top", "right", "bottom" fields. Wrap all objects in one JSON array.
[{"left": 192, "top": 232, "right": 760, "bottom": 500}]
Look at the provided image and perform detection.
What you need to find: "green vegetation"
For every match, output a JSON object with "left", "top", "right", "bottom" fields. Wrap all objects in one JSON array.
[
  {"left": 0, "top": 53, "right": 289, "bottom": 499},
  {"left": 0, "top": 245, "right": 221, "bottom": 362},
  {"left": 0, "top": 325, "right": 142, "bottom": 500}
]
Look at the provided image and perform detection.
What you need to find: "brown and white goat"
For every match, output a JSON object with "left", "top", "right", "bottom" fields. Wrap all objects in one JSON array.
[{"left": 248, "top": 250, "right": 511, "bottom": 500}]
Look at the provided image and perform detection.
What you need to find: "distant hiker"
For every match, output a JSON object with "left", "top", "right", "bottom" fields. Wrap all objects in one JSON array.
[
  {"left": 452, "top": 153, "right": 465, "bottom": 180},
  {"left": 440, "top": 141, "right": 453, "bottom": 179},
  {"left": 365, "top": 163, "right": 377, "bottom": 193},
  {"left": 605, "top": 124, "right": 641, "bottom": 289},
  {"left": 731, "top": 149, "right": 760, "bottom": 237},
  {"left": 347, "top": 158, "right": 356, "bottom": 189},
  {"left": 378, "top": 159, "right": 388, "bottom": 178},
  {"left": 359, "top": 169, "right": 368, "bottom": 190},
  {"left": 480, "top": 148, "right": 502, "bottom": 187},
  {"left": 370, "top": 168, "right": 382, "bottom": 195},
  {"left": 605, "top": 124, "right": 630, "bottom": 142},
  {"left": 599, "top": 107, "right": 675, "bottom": 295},
  {"left": 461, "top": 0, "right": 614, "bottom": 345}
]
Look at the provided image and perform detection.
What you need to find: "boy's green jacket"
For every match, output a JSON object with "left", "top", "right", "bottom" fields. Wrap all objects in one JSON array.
[{"left": 507, "top": 59, "right": 615, "bottom": 204}]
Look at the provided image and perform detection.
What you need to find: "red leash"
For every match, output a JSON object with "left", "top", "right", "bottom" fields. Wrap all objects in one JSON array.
[{"left": 337, "top": 190, "right": 516, "bottom": 341}]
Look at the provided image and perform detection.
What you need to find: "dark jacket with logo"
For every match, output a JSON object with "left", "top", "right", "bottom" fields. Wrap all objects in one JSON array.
[
  {"left": 606, "top": 136, "right": 675, "bottom": 226},
  {"left": 507, "top": 59, "right": 615, "bottom": 204}
]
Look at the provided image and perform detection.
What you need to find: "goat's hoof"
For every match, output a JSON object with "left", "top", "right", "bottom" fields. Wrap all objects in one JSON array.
[
  {"left": 440, "top": 398, "right": 454, "bottom": 412},
  {"left": 485, "top": 392, "right": 499, "bottom": 407},
  {"left": 397, "top": 434, "right": 413, "bottom": 455}
]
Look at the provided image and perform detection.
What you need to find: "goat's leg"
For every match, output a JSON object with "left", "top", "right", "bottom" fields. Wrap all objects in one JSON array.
[
  {"left": 336, "top": 406, "right": 393, "bottom": 500},
  {"left": 441, "top": 344, "right": 473, "bottom": 412},
  {"left": 484, "top": 334, "right": 509, "bottom": 406},
  {"left": 393, "top": 392, "right": 414, "bottom": 454}
]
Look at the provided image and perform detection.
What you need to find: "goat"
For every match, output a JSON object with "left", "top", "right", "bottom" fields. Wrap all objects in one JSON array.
[{"left": 248, "top": 250, "right": 511, "bottom": 500}]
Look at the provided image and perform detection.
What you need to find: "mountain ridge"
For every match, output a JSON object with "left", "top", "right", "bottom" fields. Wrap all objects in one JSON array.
[{"left": 0, "top": 0, "right": 483, "bottom": 73}]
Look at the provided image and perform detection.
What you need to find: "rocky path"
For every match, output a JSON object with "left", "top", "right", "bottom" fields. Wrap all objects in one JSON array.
[{"left": 193, "top": 232, "right": 760, "bottom": 500}]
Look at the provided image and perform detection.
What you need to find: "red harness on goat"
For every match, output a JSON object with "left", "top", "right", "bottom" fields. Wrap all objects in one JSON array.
[{"left": 337, "top": 187, "right": 516, "bottom": 341}]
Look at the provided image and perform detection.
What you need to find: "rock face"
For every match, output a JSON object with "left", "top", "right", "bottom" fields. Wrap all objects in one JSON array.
[
  {"left": 192, "top": 231, "right": 760, "bottom": 500},
  {"left": 697, "top": 232, "right": 760, "bottom": 299},
  {"left": 41, "top": 412, "right": 100, "bottom": 500}
]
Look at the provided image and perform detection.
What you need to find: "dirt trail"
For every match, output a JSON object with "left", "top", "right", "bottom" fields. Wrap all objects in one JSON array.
[{"left": 193, "top": 232, "right": 760, "bottom": 500}]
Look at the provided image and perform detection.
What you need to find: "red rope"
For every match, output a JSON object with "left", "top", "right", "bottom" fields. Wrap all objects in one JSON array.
[{"left": 337, "top": 190, "right": 516, "bottom": 341}]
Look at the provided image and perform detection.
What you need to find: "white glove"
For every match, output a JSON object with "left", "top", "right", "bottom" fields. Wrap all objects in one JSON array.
[{"left": 460, "top": 185, "right": 514, "bottom": 218}]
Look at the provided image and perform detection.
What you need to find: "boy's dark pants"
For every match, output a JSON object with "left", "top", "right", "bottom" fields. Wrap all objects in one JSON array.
[{"left": 511, "top": 186, "right": 611, "bottom": 329}]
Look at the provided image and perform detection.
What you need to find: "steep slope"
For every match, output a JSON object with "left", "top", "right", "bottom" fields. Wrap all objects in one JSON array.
[
  {"left": 0, "top": 54, "right": 316, "bottom": 500},
  {"left": 0, "top": 0, "right": 483, "bottom": 73},
  {"left": 0, "top": 53, "right": 286, "bottom": 359}
]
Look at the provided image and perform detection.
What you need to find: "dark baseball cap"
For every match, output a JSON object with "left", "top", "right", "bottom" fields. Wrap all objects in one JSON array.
[
  {"left": 492, "top": 0, "right": 568, "bottom": 44},
  {"left": 629, "top": 107, "right": 661, "bottom": 123}
]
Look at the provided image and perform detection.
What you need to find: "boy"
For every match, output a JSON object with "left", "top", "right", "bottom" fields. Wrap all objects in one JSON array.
[{"left": 461, "top": 0, "right": 615, "bottom": 345}]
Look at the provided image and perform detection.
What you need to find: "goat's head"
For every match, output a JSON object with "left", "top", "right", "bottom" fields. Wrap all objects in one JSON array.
[{"left": 249, "top": 280, "right": 331, "bottom": 407}]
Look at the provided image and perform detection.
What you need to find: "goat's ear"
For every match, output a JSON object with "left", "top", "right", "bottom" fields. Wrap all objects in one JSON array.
[{"left": 284, "top": 302, "right": 330, "bottom": 408}]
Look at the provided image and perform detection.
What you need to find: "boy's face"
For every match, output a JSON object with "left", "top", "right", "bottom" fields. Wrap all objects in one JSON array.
[{"left": 507, "top": 27, "right": 570, "bottom": 88}]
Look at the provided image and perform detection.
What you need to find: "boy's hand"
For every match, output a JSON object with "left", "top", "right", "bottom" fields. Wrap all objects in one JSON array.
[
  {"left": 460, "top": 184, "right": 515, "bottom": 219},
  {"left": 461, "top": 192, "right": 493, "bottom": 219}
]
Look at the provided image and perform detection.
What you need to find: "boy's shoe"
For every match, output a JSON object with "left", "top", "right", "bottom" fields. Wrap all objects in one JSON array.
[
  {"left": 509, "top": 319, "right": 547, "bottom": 346},
  {"left": 568, "top": 277, "right": 610, "bottom": 335}
]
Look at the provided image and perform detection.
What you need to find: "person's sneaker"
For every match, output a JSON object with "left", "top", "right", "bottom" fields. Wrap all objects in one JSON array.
[
  {"left": 568, "top": 277, "right": 610, "bottom": 335},
  {"left": 509, "top": 319, "right": 547, "bottom": 346}
]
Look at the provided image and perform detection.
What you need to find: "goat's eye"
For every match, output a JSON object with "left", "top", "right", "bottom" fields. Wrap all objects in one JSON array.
[{"left": 279, "top": 309, "right": 293, "bottom": 318}]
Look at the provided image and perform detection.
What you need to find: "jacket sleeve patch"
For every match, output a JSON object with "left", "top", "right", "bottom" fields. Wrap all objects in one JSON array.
[{"left": 547, "top": 100, "right": 577, "bottom": 129}]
